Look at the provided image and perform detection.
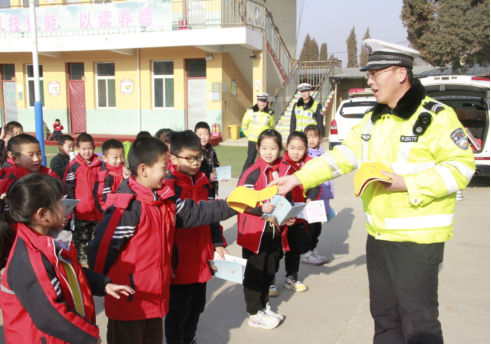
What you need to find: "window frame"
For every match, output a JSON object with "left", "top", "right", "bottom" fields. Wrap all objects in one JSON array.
[
  {"left": 26, "top": 64, "right": 44, "bottom": 109},
  {"left": 152, "top": 60, "right": 175, "bottom": 110},
  {"left": 95, "top": 62, "right": 116, "bottom": 109}
]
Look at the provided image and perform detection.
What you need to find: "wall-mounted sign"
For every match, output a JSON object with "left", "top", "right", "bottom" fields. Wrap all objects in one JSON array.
[
  {"left": 48, "top": 81, "right": 60, "bottom": 96},
  {"left": 120, "top": 79, "right": 134, "bottom": 95},
  {"left": 230, "top": 79, "right": 237, "bottom": 96}
]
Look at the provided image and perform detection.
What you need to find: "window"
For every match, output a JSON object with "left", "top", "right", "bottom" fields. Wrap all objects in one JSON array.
[
  {"left": 26, "top": 64, "right": 44, "bottom": 107},
  {"left": 22, "top": 0, "right": 38, "bottom": 6},
  {"left": 1, "top": 65, "right": 15, "bottom": 80},
  {"left": 153, "top": 61, "right": 174, "bottom": 108},
  {"left": 96, "top": 62, "right": 116, "bottom": 108},
  {"left": 187, "top": 59, "right": 206, "bottom": 77}
]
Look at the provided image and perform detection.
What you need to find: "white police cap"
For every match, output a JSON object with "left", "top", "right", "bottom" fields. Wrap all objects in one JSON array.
[
  {"left": 257, "top": 93, "right": 269, "bottom": 101},
  {"left": 298, "top": 83, "right": 312, "bottom": 92},
  {"left": 360, "top": 39, "right": 421, "bottom": 71}
]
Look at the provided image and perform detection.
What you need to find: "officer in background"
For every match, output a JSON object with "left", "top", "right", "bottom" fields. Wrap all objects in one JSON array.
[
  {"left": 269, "top": 39, "right": 475, "bottom": 343},
  {"left": 240, "top": 93, "right": 274, "bottom": 176},
  {"left": 289, "top": 83, "right": 324, "bottom": 136}
]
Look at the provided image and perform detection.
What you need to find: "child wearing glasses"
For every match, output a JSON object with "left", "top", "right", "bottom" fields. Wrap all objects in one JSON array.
[{"left": 164, "top": 130, "right": 229, "bottom": 344}]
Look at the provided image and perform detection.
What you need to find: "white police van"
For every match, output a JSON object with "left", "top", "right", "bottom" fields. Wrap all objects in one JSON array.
[
  {"left": 329, "top": 88, "right": 376, "bottom": 149},
  {"left": 420, "top": 76, "right": 490, "bottom": 177}
]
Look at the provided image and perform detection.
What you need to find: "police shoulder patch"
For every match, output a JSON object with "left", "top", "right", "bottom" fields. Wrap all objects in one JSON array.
[
  {"left": 450, "top": 128, "right": 469, "bottom": 150},
  {"left": 423, "top": 101, "right": 445, "bottom": 114}
]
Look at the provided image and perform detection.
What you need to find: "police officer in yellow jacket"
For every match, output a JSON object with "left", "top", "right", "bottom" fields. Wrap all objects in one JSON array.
[
  {"left": 290, "top": 83, "right": 324, "bottom": 136},
  {"left": 270, "top": 39, "right": 475, "bottom": 343},
  {"left": 240, "top": 93, "right": 274, "bottom": 175}
]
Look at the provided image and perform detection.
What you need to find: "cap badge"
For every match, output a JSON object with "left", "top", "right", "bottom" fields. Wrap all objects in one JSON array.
[{"left": 365, "top": 43, "right": 373, "bottom": 55}]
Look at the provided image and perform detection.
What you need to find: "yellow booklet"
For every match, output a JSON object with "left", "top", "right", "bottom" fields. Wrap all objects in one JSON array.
[
  {"left": 354, "top": 162, "right": 393, "bottom": 197},
  {"left": 227, "top": 186, "right": 278, "bottom": 213}
]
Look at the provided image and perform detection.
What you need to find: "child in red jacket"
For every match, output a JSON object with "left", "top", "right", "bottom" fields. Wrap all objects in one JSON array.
[
  {"left": 155, "top": 128, "right": 174, "bottom": 170},
  {"left": 238, "top": 129, "right": 296, "bottom": 330},
  {"left": 0, "top": 174, "right": 133, "bottom": 344},
  {"left": 270, "top": 131, "right": 321, "bottom": 296},
  {"left": 87, "top": 136, "right": 237, "bottom": 344},
  {"left": 64, "top": 133, "right": 101, "bottom": 264},
  {"left": 164, "top": 130, "right": 228, "bottom": 344},
  {"left": 0, "top": 134, "right": 58, "bottom": 193},
  {"left": 93, "top": 139, "right": 131, "bottom": 214},
  {"left": 52, "top": 118, "right": 64, "bottom": 141}
]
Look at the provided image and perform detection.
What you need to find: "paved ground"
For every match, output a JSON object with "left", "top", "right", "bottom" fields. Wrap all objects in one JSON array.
[{"left": 0, "top": 171, "right": 488, "bottom": 343}]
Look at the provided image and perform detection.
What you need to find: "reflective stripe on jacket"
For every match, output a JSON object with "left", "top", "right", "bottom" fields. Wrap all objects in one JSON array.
[
  {"left": 295, "top": 81, "right": 475, "bottom": 244},
  {"left": 293, "top": 99, "right": 319, "bottom": 131},
  {"left": 241, "top": 104, "right": 274, "bottom": 142}
]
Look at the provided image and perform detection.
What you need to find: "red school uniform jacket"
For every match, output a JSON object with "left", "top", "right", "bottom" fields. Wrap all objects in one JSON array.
[
  {"left": 87, "top": 177, "right": 236, "bottom": 321},
  {"left": 0, "top": 223, "right": 109, "bottom": 344},
  {"left": 237, "top": 156, "right": 292, "bottom": 254},
  {"left": 64, "top": 154, "right": 102, "bottom": 221},
  {"left": 1, "top": 157, "right": 15, "bottom": 169},
  {"left": 92, "top": 163, "right": 125, "bottom": 214},
  {"left": 0, "top": 164, "right": 58, "bottom": 194},
  {"left": 167, "top": 166, "right": 226, "bottom": 285},
  {"left": 278, "top": 152, "right": 321, "bottom": 250},
  {"left": 53, "top": 123, "right": 64, "bottom": 132}
]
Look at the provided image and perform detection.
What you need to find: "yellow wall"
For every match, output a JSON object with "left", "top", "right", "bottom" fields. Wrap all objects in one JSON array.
[{"left": 222, "top": 52, "right": 252, "bottom": 139}]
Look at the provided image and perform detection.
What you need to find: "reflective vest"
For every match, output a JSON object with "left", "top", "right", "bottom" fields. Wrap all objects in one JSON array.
[
  {"left": 294, "top": 99, "right": 319, "bottom": 131},
  {"left": 241, "top": 106, "right": 274, "bottom": 142},
  {"left": 295, "top": 95, "right": 476, "bottom": 244}
]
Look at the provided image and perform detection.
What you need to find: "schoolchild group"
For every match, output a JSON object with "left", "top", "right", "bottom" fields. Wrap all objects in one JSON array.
[{"left": 0, "top": 118, "right": 334, "bottom": 343}]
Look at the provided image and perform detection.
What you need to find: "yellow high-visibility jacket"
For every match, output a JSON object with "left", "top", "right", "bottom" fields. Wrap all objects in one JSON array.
[
  {"left": 295, "top": 83, "right": 475, "bottom": 244},
  {"left": 241, "top": 105, "right": 274, "bottom": 142}
]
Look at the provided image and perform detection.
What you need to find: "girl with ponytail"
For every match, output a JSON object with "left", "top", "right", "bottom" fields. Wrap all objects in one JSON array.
[{"left": 0, "top": 174, "right": 134, "bottom": 344}]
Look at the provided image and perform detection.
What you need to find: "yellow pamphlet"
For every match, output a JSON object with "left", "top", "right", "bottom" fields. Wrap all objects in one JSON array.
[
  {"left": 227, "top": 186, "right": 278, "bottom": 213},
  {"left": 354, "top": 162, "right": 393, "bottom": 197}
]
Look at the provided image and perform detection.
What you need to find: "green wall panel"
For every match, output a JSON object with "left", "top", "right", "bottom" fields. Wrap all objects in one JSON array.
[{"left": 18, "top": 109, "right": 69, "bottom": 132}]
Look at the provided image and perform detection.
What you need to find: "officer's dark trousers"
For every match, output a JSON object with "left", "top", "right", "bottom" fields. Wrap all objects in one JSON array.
[
  {"left": 243, "top": 223, "right": 280, "bottom": 315},
  {"left": 240, "top": 140, "right": 258, "bottom": 177},
  {"left": 165, "top": 282, "right": 207, "bottom": 344},
  {"left": 366, "top": 235, "right": 444, "bottom": 344}
]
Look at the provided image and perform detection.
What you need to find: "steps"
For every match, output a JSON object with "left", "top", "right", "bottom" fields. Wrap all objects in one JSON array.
[{"left": 274, "top": 91, "right": 334, "bottom": 140}]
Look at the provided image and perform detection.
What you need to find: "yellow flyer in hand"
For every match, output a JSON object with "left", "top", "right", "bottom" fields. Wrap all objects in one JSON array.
[
  {"left": 227, "top": 186, "right": 278, "bottom": 213},
  {"left": 354, "top": 162, "right": 393, "bottom": 197}
]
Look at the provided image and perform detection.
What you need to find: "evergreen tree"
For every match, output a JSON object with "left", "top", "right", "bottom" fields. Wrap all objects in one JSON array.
[
  {"left": 310, "top": 38, "right": 320, "bottom": 61},
  {"left": 346, "top": 26, "right": 358, "bottom": 68},
  {"left": 359, "top": 27, "right": 371, "bottom": 67},
  {"left": 320, "top": 43, "right": 328, "bottom": 61},
  {"left": 401, "top": 0, "right": 490, "bottom": 72},
  {"left": 299, "top": 34, "right": 313, "bottom": 61}
]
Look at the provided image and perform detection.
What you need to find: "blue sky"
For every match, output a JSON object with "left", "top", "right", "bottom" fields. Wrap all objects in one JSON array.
[{"left": 295, "top": 0, "right": 409, "bottom": 65}]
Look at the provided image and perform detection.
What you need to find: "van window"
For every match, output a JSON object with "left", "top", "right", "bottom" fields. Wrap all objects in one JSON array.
[{"left": 340, "top": 101, "right": 376, "bottom": 118}]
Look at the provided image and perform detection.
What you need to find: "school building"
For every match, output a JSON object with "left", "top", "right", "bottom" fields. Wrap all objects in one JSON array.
[{"left": 0, "top": 0, "right": 297, "bottom": 140}]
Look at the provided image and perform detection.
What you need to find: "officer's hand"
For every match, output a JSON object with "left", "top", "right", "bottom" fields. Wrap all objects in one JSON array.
[
  {"left": 380, "top": 171, "right": 407, "bottom": 192},
  {"left": 268, "top": 175, "right": 301, "bottom": 195}
]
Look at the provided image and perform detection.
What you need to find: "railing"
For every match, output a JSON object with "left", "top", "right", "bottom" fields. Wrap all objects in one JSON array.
[
  {"left": 0, "top": 0, "right": 267, "bottom": 32},
  {"left": 271, "top": 60, "right": 299, "bottom": 124},
  {"left": 265, "top": 11, "right": 292, "bottom": 79},
  {"left": 271, "top": 59, "right": 342, "bottom": 128}
]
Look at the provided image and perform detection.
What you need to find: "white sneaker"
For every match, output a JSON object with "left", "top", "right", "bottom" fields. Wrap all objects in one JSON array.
[
  {"left": 284, "top": 274, "right": 308, "bottom": 292},
  {"left": 265, "top": 303, "right": 284, "bottom": 321},
  {"left": 269, "top": 280, "right": 279, "bottom": 297},
  {"left": 300, "top": 251, "right": 325, "bottom": 266},
  {"left": 456, "top": 190, "right": 463, "bottom": 201},
  {"left": 312, "top": 248, "right": 329, "bottom": 264},
  {"left": 248, "top": 309, "right": 281, "bottom": 329}
]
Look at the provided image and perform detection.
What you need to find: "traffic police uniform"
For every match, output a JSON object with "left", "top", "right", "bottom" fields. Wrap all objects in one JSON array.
[
  {"left": 240, "top": 93, "right": 274, "bottom": 175},
  {"left": 290, "top": 83, "right": 324, "bottom": 135},
  {"left": 293, "top": 39, "right": 475, "bottom": 343}
]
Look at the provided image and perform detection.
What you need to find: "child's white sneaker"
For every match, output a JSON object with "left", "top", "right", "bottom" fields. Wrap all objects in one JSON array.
[
  {"left": 265, "top": 303, "right": 284, "bottom": 321},
  {"left": 312, "top": 248, "right": 329, "bottom": 263},
  {"left": 248, "top": 309, "right": 281, "bottom": 329},
  {"left": 300, "top": 250, "right": 325, "bottom": 265},
  {"left": 284, "top": 274, "right": 308, "bottom": 292},
  {"left": 269, "top": 279, "right": 279, "bottom": 297}
]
